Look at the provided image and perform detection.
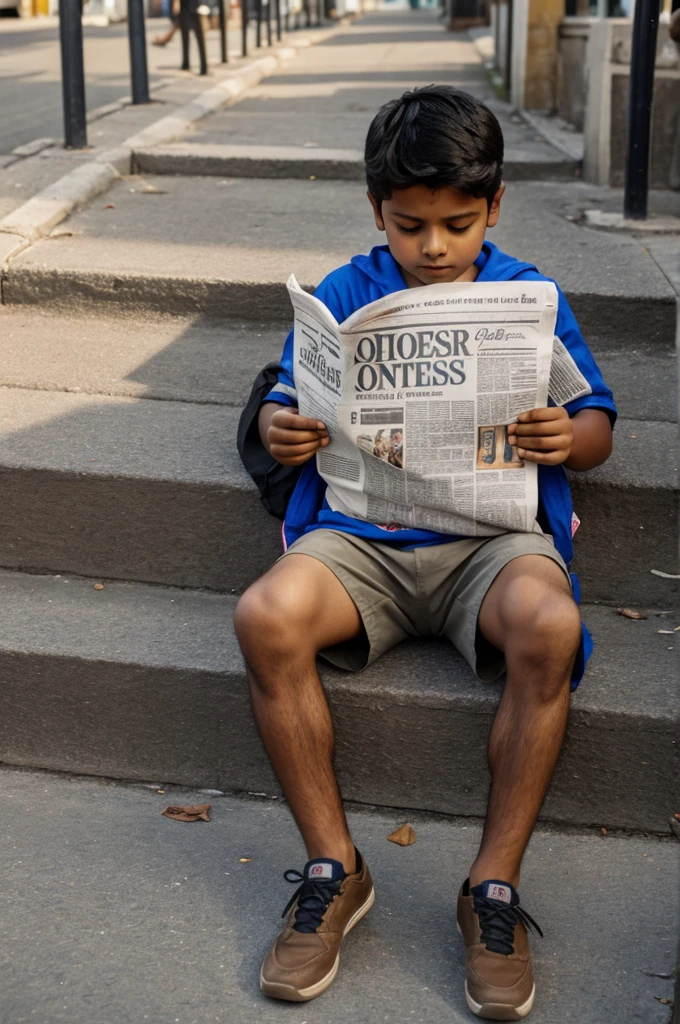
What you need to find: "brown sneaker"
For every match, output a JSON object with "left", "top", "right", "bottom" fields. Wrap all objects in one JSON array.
[
  {"left": 456, "top": 879, "right": 543, "bottom": 1021},
  {"left": 260, "top": 849, "right": 374, "bottom": 1002}
]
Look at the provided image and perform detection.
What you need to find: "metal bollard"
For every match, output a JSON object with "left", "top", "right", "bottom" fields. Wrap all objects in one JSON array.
[
  {"left": 59, "top": 0, "right": 87, "bottom": 149},
  {"left": 128, "top": 0, "right": 150, "bottom": 105},
  {"left": 241, "top": 0, "right": 248, "bottom": 55},
  {"left": 623, "top": 0, "right": 660, "bottom": 220},
  {"left": 218, "top": 0, "right": 228, "bottom": 62}
]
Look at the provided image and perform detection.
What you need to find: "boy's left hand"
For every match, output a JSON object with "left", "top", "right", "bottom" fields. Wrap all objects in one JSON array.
[{"left": 507, "top": 407, "right": 573, "bottom": 465}]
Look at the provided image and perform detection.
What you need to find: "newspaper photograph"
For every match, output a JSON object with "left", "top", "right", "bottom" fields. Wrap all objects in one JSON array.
[{"left": 287, "top": 275, "right": 592, "bottom": 536}]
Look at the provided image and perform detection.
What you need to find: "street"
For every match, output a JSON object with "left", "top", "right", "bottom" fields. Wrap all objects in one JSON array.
[{"left": 0, "top": 15, "right": 251, "bottom": 154}]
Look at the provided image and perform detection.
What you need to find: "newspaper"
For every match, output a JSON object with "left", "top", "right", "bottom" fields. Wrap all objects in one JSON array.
[{"left": 287, "top": 276, "right": 592, "bottom": 536}]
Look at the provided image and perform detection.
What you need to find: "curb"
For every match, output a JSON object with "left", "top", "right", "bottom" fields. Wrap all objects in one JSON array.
[{"left": 0, "top": 27, "right": 338, "bottom": 253}]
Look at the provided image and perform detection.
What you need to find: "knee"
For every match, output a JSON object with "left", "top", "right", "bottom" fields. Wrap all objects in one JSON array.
[
  {"left": 501, "top": 577, "right": 581, "bottom": 675},
  {"left": 234, "top": 578, "right": 314, "bottom": 666}
]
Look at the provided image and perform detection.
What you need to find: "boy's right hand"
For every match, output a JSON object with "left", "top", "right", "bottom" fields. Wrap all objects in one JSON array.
[{"left": 267, "top": 408, "right": 330, "bottom": 466}]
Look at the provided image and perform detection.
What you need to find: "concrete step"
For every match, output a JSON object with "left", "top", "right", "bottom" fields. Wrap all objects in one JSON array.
[
  {"left": 0, "top": 306, "right": 675, "bottom": 422},
  {"left": 0, "top": 383, "right": 675, "bottom": 602},
  {"left": 3, "top": 176, "right": 675, "bottom": 350},
  {"left": 132, "top": 137, "right": 577, "bottom": 182},
  {"left": 1, "top": 769, "right": 676, "bottom": 1024},
  {"left": 133, "top": 142, "right": 367, "bottom": 181},
  {"left": 0, "top": 306, "right": 288, "bottom": 407},
  {"left": 0, "top": 569, "right": 676, "bottom": 834}
]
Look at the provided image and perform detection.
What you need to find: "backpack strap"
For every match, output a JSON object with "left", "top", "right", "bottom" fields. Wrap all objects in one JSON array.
[{"left": 236, "top": 363, "right": 302, "bottom": 520}]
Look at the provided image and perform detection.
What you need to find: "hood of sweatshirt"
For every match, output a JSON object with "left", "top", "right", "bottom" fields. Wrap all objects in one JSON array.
[{"left": 349, "top": 241, "right": 540, "bottom": 290}]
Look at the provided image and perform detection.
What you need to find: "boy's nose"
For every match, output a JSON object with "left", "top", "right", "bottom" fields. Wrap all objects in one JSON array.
[{"left": 422, "top": 232, "right": 447, "bottom": 259}]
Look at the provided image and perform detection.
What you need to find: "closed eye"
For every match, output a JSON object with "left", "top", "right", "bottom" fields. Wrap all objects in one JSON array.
[{"left": 395, "top": 222, "right": 475, "bottom": 235}]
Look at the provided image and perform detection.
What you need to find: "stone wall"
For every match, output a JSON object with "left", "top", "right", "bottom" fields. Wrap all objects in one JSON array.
[
  {"left": 557, "top": 17, "right": 592, "bottom": 131},
  {"left": 583, "top": 17, "right": 680, "bottom": 189}
]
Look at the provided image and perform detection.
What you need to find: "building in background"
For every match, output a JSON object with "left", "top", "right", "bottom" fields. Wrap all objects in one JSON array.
[{"left": 483, "top": 0, "right": 679, "bottom": 189}]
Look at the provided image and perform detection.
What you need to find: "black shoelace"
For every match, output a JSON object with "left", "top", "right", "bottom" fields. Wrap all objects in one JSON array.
[
  {"left": 281, "top": 869, "right": 343, "bottom": 934},
  {"left": 473, "top": 894, "right": 543, "bottom": 956}
]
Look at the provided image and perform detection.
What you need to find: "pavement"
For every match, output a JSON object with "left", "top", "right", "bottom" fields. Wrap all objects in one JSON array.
[{"left": 0, "top": 766, "right": 677, "bottom": 1024}]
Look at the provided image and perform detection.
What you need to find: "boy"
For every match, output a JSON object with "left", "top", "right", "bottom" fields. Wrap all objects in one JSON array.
[{"left": 234, "top": 86, "right": 616, "bottom": 1020}]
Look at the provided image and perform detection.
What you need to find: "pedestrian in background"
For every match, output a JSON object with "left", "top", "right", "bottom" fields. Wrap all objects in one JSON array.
[
  {"left": 152, "top": 0, "right": 180, "bottom": 47},
  {"left": 179, "top": 0, "right": 208, "bottom": 75}
]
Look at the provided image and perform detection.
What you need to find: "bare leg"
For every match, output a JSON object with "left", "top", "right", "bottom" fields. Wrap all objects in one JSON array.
[
  {"left": 469, "top": 555, "right": 581, "bottom": 888},
  {"left": 234, "top": 554, "right": 363, "bottom": 875}
]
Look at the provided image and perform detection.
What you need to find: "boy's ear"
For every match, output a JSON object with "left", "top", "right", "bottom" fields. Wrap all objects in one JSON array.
[
  {"left": 486, "top": 184, "right": 505, "bottom": 228},
  {"left": 367, "top": 191, "right": 385, "bottom": 231}
]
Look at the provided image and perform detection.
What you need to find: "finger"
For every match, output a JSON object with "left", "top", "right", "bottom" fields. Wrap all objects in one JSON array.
[
  {"left": 269, "top": 427, "right": 328, "bottom": 446},
  {"left": 272, "top": 410, "right": 327, "bottom": 432},
  {"left": 274, "top": 451, "right": 321, "bottom": 467},
  {"left": 512, "top": 421, "right": 574, "bottom": 438},
  {"left": 516, "top": 408, "right": 569, "bottom": 424},
  {"left": 515, "top": 435, "right": 572, "bottom": 452},
  {"left": 270, "top": 439, "right": 325, "bottom": 458},
  {"left": 516, "top": 447, "right": 568, "bottom": 465}
]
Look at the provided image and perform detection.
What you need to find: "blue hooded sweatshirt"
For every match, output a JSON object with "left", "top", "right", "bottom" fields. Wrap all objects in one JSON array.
[{"left": 265, "top": 242, "right": 617, "bottom": 685}]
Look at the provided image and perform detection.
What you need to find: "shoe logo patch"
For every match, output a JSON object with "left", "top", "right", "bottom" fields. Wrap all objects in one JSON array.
[
  {"left": 309, "top": 863, "right": 333, "bottom": 879},
  {"left": 487, "top": 884, "right": 511, "bottom": 904}
]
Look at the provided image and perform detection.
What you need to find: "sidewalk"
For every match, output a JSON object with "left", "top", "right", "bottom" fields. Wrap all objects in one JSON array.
[{"left": 0, "top": 767, "right": 676, "bottom": 1024}]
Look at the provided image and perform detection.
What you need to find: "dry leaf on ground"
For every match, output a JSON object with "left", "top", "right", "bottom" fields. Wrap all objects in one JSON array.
[
  {"left": 617, "top": 608, "right": 647, "bottom": 620},
  {"left": 162, "top": 803, "right": 211, "bottom": 822},
  {"left": 93, "top": 583, "right": 104, "bottom": 591},
  {"left": 239, "top": 857, "right": 252, "bottom": 863},
  {"left": 388, "top": 823, "right": 416, "bottom": 846}
]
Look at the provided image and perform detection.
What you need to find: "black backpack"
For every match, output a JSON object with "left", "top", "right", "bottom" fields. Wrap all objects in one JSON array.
[{"left": 236, "top": 362, "right": 302, "bottom": 520}]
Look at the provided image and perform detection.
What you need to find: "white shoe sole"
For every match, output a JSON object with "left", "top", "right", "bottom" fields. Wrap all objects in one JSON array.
[
  {"left": 260, "top": 885, "right": 376, "bottom": 1002},
  {"left": 465, "top": 980, "right": 535, "bottom": 1020}
]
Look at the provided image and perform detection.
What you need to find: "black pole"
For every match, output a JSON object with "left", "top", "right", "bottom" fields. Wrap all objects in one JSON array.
[
  {"left": 504, "top": 0, "right": 513, "bottom": 97},
  {"left": 275, "top": 0, "right": 281, "bottom": 40},
  {"left": 623, "top": 0, "right": 660, "bottom": 220},
  {"left": 266, "top": 0, "right": 272, "bottom": 44},
  {"left": 218, "top": 0, "right": 228, "bottom": 61},
  {"left": 128, "top": 0, "right": 150, "bottom": 105},
  {"left": 241, "top": 0, "right": 248, "bottom": 55},
  {"left": 59, "top": 0, "right": 87, "bottom": 149},
  {"left": 256, "top": 0, "right": 262, "bottom": 45}
]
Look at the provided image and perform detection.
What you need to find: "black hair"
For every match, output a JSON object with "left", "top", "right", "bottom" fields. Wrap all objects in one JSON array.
[{"left": 365, "top": 85, "right": 504, "bottom": 204}]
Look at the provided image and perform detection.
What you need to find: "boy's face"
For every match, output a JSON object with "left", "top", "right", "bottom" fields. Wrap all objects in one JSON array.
[{"left": 368, "top": 184, "right": 504, "bottom": 289}]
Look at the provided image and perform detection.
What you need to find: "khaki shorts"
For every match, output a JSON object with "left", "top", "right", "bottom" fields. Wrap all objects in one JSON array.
[{"left": 281, "top": 529, "right": 570, "bottom": 681}]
